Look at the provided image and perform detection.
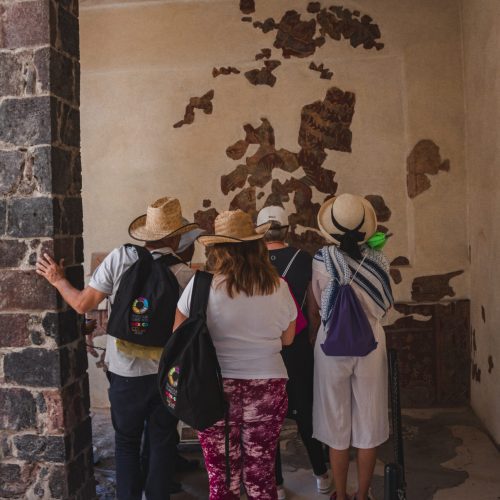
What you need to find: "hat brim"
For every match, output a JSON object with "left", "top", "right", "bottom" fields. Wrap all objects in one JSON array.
[
  {"left": 197, "top": 222, "right": 272, "bottom": 247},
  {"left": 317, "top": 197, "right": 377, "bottom": 245},
  {"left": 177, "top": 228, "right": 207, "bottom": 253},
  {"left": 128, "top": 214, "right": 199, "bottom": 242}
]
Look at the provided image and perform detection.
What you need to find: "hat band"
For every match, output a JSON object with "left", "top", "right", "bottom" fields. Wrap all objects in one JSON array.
[{"left": 330, "top": 205, "right": 366, "bottom": 260}]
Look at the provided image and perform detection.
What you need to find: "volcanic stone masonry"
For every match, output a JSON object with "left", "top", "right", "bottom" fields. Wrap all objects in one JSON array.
[{"left": 0, "top": 1, "right": 95, "bottom": 498}]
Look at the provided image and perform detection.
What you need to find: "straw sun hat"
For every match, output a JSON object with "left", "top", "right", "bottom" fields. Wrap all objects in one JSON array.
[
  {"left": 317, "top": 194, "right": 377, "bottom": 245},
  {"left": 197, "top": 210, "right": 271, "bottom": 246},
  {"left": 128, "top": 197, "right": 198, "bottom": 242}
]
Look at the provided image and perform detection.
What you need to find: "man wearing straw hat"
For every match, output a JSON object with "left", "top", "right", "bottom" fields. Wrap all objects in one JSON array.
[{"left": 36, "top": 197, "right": 198, "bottom": 500}]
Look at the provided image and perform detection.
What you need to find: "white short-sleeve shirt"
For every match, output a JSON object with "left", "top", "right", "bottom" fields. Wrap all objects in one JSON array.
[
  {"left": 177, "top": 276, "right": 297, "bottom": 380},
  {"left": 89, "top": 245, "right": 195, "bottom": 377}
]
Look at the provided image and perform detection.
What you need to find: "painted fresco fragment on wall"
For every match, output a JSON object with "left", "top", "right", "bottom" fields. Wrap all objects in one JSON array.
[
  {"left": 194, "top": 207, "right": 219, "bottom": 232},
  {"left": 213, "top": 67, "right": 240, "bottom": 78},
  {"left": 481, "top": 305, "right": 486, "bottom": 323},
  {"left": 244, "top": 60, "right": 281, "bottom": 87},
  {"left": 214, "top": 86, "right": 355, "bottom": 254},
  {"left": 407, "top": 139, "right": 450, "bottom": 198},
  {"left": 307, "top": 2, "right": 322, "bottom": 14},
  {"left": 309, "top": 61, "right": 333, "bottom": 79},
  {"left": 317, "top": 7, "right": 384, "bottom": 50},
  {"left": 241, "top": 16, "right": 253, "bottom": 22},
  {"left": 202, "top": 199, "right": 212, "bottom": 208},
  {"left": 391, "top": 256, "right": 410, "bottom": 266},
  {"left": 255, "top": 48, "right": 272, "bottom": 60},
  {"left": 411, "top": 270, "right": 463, "bottom": 302},
  {"left": 239, "top": 0, "right": 255, "bottom": 15},
  {"left": 365, "top": 194, "right": 391, "bottom": 222},
  {"left": 390, "top": 268, "right": 402, "bottom": 284},
  {"left": 253, "top": 17, "right": 277, "bottom": 33},
  {"left": 273, "top": 10, "right": 325, "bottom": 59},
  {"left": 173, "top": 90, "right": 214, "bottom": 128}
]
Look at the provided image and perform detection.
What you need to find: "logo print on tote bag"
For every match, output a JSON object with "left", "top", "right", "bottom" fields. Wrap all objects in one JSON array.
[
  {"left": 130, "top": 296, "right": 150, "bottom": 335},
  {"left": 164, "top": 366, "right": 180, "bottom": 409}
]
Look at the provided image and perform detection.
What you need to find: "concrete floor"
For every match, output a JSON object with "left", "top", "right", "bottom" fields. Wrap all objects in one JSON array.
[{"left": 91, "top": 407, "right": 500, "bottom": 499}]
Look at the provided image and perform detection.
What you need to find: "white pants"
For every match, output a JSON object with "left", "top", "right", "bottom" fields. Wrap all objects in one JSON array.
[{"left": 312, "top": 323, "right": 389, "bottom": 449}]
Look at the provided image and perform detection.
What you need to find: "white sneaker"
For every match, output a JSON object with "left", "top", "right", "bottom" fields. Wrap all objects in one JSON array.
[
  {"left": 277, "top": 485, "right": 286, "bottom": 500},
  {"left": 315, "top": 472, "right": 332, "bottom": 494}
]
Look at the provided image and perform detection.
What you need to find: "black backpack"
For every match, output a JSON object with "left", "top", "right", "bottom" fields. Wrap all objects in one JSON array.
[
  {"left": 107, "top": 244, "right": 181, "bottom": 347},
  {"left": 158, "top": 270, "right": 227, "bottom": 430}
]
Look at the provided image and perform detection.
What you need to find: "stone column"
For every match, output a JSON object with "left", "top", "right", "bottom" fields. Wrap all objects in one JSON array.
[{"left": 0, "top": 1, "right": 95, "bottom": 498}]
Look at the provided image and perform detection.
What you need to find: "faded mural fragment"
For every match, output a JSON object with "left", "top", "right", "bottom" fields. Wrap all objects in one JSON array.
[
  {"left": 411, "top": 270, "right": 463, "bottom": 302},
  {"left": 309, "top": 61, "right": 333, "bottom": 79},
  {"left": 407, "top": 139, "right": 450, "bottom": 198},
  {"left": 213, "top": 67, "right": 240, "bottom": 78},
  {"left": 244, "top": 60, "right": 282, "bottom": 87},
  {"left": 173, "top": 90, "right": 214, "bottom": 128}
]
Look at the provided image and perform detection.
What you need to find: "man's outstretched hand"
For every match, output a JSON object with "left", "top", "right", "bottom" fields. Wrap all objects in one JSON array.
[{"left": 36, "top": 253, "right": 65, "bottom": 286}]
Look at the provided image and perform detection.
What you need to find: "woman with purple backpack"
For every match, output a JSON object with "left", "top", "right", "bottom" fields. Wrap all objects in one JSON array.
[{"left": 309, "top": 194, "right": 394, "bottom": 500}]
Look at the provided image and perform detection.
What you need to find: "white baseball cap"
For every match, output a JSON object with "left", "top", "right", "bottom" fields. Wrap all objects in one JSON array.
[{"left": 256, "top": 206, "right": 288, "bottom": 227}]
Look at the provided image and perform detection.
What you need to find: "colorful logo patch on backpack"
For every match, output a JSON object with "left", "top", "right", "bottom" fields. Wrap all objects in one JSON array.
[
  {"left": 164, "top": 366, "right": 180, "bottom": 409},
  {"left": 130, "top": 296, "right": 150, "bottom": 335}
]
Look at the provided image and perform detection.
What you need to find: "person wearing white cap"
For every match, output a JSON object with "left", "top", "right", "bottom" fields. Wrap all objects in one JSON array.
[
  {"left": 309, "top": 194, "right": 393, "bottom": 500},
  {"left": 257, "top": 206, "right": 331, "bottom": 499},
  {"left": 36, "top": 197, "right": 198, "bottom": 500}
]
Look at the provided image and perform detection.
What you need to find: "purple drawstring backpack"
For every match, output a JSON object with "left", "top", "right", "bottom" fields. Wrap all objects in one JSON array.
[{"left": 321, "top": 255, "right": 378, "bottom": 357}]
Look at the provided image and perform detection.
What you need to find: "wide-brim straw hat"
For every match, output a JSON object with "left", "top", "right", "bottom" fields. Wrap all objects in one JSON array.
[
  {"left": 197, "top": 210, "right": 271, "bottom": 246},
  {"left": 317, "top": 194, "right": 377, "bottom": 245},
  {"left": 129, "top": 197, "right": 198, "bottom": 242}
]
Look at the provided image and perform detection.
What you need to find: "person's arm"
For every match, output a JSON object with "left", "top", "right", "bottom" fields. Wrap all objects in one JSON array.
[
  {"left": 307, "top": 282, "right": 321, "bottom": 346},
  {"left": 36, "top": 253, "right": 107, "bottom": 313},
  {"left": 172, "top": 308, "right": 188, "bottom": 332},
  {"left": 281, "top": 320, "right": 296, "bottom": 346}
]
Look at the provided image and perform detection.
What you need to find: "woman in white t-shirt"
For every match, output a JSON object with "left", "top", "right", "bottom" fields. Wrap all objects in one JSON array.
[{"left": 174, "top": 210, "right": 297, "bottom": 500}]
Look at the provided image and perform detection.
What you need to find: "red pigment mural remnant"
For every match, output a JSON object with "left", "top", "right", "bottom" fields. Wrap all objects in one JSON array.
[
  {"left": 202, "top": 199, "right": 212, "bottom": 208},
  {"left": 239, "top": 0, "right": 255, "bottom": 15},
  {"left": 221, "top": 164, "right": 248, "bottom": 195},
  {"left": 255, "top": 48, "right": 272, "bottom": 60},
  {"left": 212, "top": 66, "right": 241, "bottom": 78},
  {"left": 407, "top": 139, "right": 450, "bottom": 198},
  {"left": 226, "top": 140, "right": 249, "bottom": 161},
  {"left": 307, "top": 2, "right": 322, "bottom": 14},
  {"left": 390, "top": 268, "right": 402, "bottom": 284},
  {"left": 472, "top": 329, "right": 477, "bottom": 352},
  {"left": 229, "top": 187, "right": 257, "bottom": 220},
  {"left": 196, "top": 86, "right": 354, "bottom": 255},
  {"left": 173, "top": 90, "right": 214, "bottom": 128},
  {"left": 317, "top": 7, "right": 384, "bottom": 50},
  {"left": 309, "top": 62, "right": 333, "bottom": 79},
  {"left": 274, "top": 10, "right": 325, "bottom": 59},
  {"left": 365, "top": 194, "right": 391, "bottom": 222},
  {"left": 411, "top": 270, "right": 463, "bottom": 302},
  {"left": 481, "top": 305, "right": 486, "bottom": 323},
  {"left": 244, "top": 60, "right": 281, "bottom": 87},
  {"left": 194, "top": 207, "right": 219, "bottom": 233},
  {"left": 253, "top": 18, "right": 278, "bottom": 33},
  {"left": 488, "top": 356, "right": 494, "bottom": 374},
  {"left": 298, "top": 87, "right": 355, "bottom": 193},
  {"left": 241, "top": 16, "right": 253, "bottom": 22},
  {"left": 391, "top": 256, "right": 410, "bottom": 266}
]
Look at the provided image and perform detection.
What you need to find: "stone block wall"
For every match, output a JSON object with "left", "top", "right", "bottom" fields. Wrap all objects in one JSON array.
[{"left": 0, "top": 1, "right": 95, "bottom": 498}]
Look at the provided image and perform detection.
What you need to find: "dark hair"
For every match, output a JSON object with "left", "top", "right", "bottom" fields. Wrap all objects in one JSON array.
[{"left": 206, "top": 240, "right": 280, "bottom": 298}]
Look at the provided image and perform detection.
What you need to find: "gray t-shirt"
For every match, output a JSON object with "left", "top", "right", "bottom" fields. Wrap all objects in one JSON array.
[{"left": 89, "top": 245, "right": 195, "bottom": 377}]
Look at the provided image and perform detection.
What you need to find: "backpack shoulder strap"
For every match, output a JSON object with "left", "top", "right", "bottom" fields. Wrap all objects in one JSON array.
[
  {"left": 156, "top": 253, "right": 183, "bottom": 267},
  {"left": 125, "top": 243, "right": 152, "bottom": 261},
  {"left": 190, "top": 271, "right": 213, "bottom": 317},
  {"left": 281, "top": 249, "right": 301, "bottom": 278}
]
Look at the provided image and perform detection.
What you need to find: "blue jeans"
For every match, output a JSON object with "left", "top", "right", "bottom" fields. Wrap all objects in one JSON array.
[{"left": 108, "top": 372, "right": 178, "bottom": 500}]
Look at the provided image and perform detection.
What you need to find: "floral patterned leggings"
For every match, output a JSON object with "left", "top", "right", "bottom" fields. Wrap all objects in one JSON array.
[{"left": 198, "top": 378, "right": 288, "bottom": 500}]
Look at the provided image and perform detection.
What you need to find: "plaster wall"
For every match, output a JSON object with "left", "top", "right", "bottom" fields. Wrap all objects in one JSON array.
[
  {"left": 80, "top": 0, "right": 468, "bottom": 407},
  {"left": 462, "top": 0, "right": 500, "bottom": 444}
]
